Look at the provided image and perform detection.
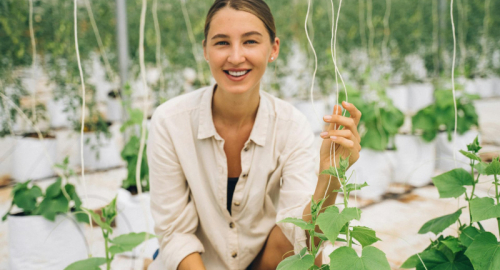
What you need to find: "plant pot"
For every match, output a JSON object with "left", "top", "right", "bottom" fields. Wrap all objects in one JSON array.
[
  {"left": 393, "top": 134, "right": 436, "bottom": 187},
  {"left": 115, "top": 188, "right": 158, "bottom": 257},
  {"left": 80, "top": 131, "right": 121, "bottom": 171},
  {"left": 347, "top": 149, "right": 394, "bottom": 201},
  {"left": 294, "top": 99, "right": 326, "bottom": 134},
  {"left": 47, "top": 99, "right": 71, "bottom": 128},
  {"left": 106, "top": 91, "right": 123, "bottom": 122},
  {"left": 436, "top": 130, "right": 479, "bottom": 172},
  {"left": 8, "top": 214, "right": 87, "bottom": 270},
  {"left": 12, "top": 135, "right": 56, "bottom": 182},
  {"left": 466, "top": 78, "right": 494, "bottom": 98},
  {"left": 407, "top": 83, "right": 434, "bottom": 114},
  {"left": 493, "top": 77, "right": 500, "bottom": 97},
  {"left": 386, "top": 85, "right": 409, "bottom": 115},
  {"left": 0, "top": 136, "right": 14, "bottom": 183}
]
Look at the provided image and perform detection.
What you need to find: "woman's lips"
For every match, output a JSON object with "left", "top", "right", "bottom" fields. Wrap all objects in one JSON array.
[{"left": 224, "top": 70, "right": 251, "bottom": 81}]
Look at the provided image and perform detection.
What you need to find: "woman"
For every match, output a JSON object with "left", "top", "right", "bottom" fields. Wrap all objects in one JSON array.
[{"left": 147, "top": 0, "right": 361, "bottom": 269}]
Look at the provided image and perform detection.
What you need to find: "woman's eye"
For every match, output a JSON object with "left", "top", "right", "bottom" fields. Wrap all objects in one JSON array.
[
  {"left": 216, "top": 41, "right": 229, "bottom": 45},
  {"left": 245, "top": 40, "right": 258, "bottom": 44}
]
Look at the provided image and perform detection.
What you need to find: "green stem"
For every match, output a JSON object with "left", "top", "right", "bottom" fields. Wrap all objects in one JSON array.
[
  {"left": 342, "top": 178, "right": 351, "bottom": 248},
  {"left": 494, "top": 175, "right": 500, "bottom": 237},
  {"left": 104, "top": 231, "right": 111, "bottom": 270},
  {"left": 467, "top": 162, "right": 475, "bottom": 225},
  {"left": 346, "top": 221, "right": 352, "bottom": 248}
]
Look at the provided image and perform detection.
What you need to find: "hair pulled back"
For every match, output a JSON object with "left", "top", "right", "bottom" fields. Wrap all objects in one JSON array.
[{"left": 203, "top": 0, "right": 276, "bottom": 46}]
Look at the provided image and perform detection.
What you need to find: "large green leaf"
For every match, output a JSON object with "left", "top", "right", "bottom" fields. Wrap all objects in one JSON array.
[
  {"left": 464, "top": 232, "right": 500, "bottom": 270},
  {"left": 475, "top": 162, "right": 489, "bottom": 175},
  {"left": 317, "top": 207, "right": 361, "bottom": 243},
  {"left": 485, "top": 158, "right": 500, "bottom": 175},
  {"left": 329, "top": 246, "right": 390, "bottom": 270},
  {"left": 64, "top": 257, "right": 107, "bottom": 270},
  {"left": 441, "top": 237, "right": 462, "bottom": 253},
  {"left": 459, "top": 150, "right": 481, "bottom": 162},
  {"left": 413, "top": 249, "right": 472, "bottom": 270},
  {"left": 276, "top": 248, "right": 314, "bottom": 270},
  {"left": 459, "top": 226, "right": 480, "bottom": 247},
  {"left": 38, "top": 194, "right": 69, "bottom": 221},
  {"left": 418, "top": 208, "right": 463, "bottom": 235},
  {"left": 109, "top": 232, "right": 155, "bottom": 255},
  {"left": 470, "top": 197, "right": 500, "bottom": 222},
  {"left": 432, "top": 169, "right": 474, "bottom": 198},
  {"left": 13, "top": 185, "right": 42, "bottom": 212},
  {"left": 277, "top": 217, "right": 315, "bottom": 230},
  {"left": 45, "top": 178, "right": 62, "bottom": 198},
  {"left": 350, "top": 226, "right": 381, "bottom": 247}
]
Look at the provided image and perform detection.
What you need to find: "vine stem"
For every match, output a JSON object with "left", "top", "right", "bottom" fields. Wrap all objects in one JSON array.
[
  {"left": 468, "top": 162, "right": 475, "bottom": 225},
  {"left": 104, "top": 231, "right": 110, "bottom": 270},
  {"left": 494, "top": 174, "right": 500, "bottom": 236}
]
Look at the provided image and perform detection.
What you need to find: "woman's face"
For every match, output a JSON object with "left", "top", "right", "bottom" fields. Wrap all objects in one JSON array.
[{"left": 203, "top": 7, "right": 279, "bottom": 95}]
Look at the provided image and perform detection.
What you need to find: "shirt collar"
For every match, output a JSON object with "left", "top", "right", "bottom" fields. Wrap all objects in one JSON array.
[{"left": 197, "top": 84, "right": 269, "bottom": 147}]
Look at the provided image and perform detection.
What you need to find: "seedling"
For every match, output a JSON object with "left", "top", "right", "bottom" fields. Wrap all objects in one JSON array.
[
  {"left": 402, "top": 136, "right": 500, "bottom": 269},
  {"left": 277, "top": 156, "right": 391, "bottom": 270},
  {"left": 64, "top": 197, "right": 155, "bottom": 270}
]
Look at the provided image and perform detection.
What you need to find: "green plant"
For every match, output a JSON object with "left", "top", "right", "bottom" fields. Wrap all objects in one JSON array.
[
  {"left": 64, "top": 197, "right": 155, "bottom": 270},
  {"left": 2, "top": 157, "right": 88, "bottom": 223},
  {"left": 412, "top": 88, "right": 479, "bottom": 142},
  {"left": 277, "top": 156, "right": 390, "bottom": 270},
  {"left": 120, "top": 107, "right": 149, "bottom": 192},
  {"left": 401, "top": 136, "right": 500, "bottom": 269}
]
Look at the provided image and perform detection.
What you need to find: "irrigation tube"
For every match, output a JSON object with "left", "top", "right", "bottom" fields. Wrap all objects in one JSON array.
[{"left": 450, "top": 0, "right": 458, "bottom": 167}]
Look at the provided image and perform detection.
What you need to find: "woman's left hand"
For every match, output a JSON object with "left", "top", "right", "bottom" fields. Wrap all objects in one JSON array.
[{"left": 319, "top": 101, "right": 362, "bottom": 172}]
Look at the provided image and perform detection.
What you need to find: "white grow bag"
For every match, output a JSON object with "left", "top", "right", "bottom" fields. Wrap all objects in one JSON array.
[
  {"left": 407, "top": 83, "right": 434, "bottom": 114},
  {"left": 347, "top": 149, "right": 394, "bottom": 201},
  {"left": 8, "top": 214, "right": 87, "bottom": 270},
  {"left": 116, "top": 188, "right": 159, "bottom": 258},
  {"left": 12, "top": 136, "right": 56, "bottom": 182},
  {"left": 80, "top": 132, "right": 121, "bottom": 171},
  {"left": 393, "top": 134, "right": 436, "bottom": 187},
  {"left": 47, "top": 99, "right": 71, "bottom": 128},
  {"left": 106, "top": 96, "right": 123, "bottom": 122},
  {"left": 436, "top": 130, "right": 479, "bottom": 172}
]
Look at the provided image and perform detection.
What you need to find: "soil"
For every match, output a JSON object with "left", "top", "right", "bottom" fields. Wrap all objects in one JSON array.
[
  {"left": 126, "top": 186, "right": 139, "bottom": 196},
  {"left": 108, "top": 90, "right": 121, "bottom": 99},
  {"left": 22, "top": 132, "right": 56, "bottom": 139}
]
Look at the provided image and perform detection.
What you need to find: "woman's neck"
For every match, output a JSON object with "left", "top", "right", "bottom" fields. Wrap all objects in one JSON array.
[{"left": 212, "top": 84, "right": 260, "bottom": 129}]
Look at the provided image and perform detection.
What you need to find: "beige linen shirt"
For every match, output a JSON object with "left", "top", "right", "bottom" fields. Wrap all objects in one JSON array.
[{"left": 147, "top": 84, "right": 317, "bottom": 270}]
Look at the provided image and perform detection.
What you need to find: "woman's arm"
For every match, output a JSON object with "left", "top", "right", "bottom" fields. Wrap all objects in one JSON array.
[{"left": 178, "top": 253, "right": 206, "bottom": 270}]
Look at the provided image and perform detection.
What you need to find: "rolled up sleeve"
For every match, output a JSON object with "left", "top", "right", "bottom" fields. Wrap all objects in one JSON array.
[
  {"left": 275, "top": 116, "right": 317, "bottom": 254},
  {"left": 148, "top": 111, "right": 204, "bottom": 270}
]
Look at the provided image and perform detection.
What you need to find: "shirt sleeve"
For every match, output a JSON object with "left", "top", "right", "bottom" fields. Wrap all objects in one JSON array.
[
  {"left": 275, "top": 115, "right": 317, "bottom": 254},
  {"left": 148, "top": 111, "right": 205, "bottom": 270}
]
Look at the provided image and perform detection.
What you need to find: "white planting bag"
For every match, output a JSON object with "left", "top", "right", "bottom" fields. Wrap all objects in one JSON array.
[
  {"left": 347, "top": 149, "right": 394, "bottom": 201},
  {"left": 116, "top": 188, "right": 159, "bottom": 258},
  {"left": 407, "top": 83, "right": 434, "bottom": 114},
  {"left": 8, "top": 214, "right": 87, "bottom": 270},
  {"left": 393, "top": 135, "right": 436, "bottom": 187},
  {"left": 436, "top": 130, "right": 479, "bottom": 172},
  {"left": 47, "top": 99, "right": 71, "bottom": 128},
  {"left": 79, "top": 132, "right": 121, "bottom": 171},
  {"left": 12, "top": 136, "right": 56, "bottom": 182}
]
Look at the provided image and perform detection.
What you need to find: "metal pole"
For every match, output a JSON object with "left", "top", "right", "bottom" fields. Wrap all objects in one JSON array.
[{"left": 116, "top": 0, "right": 129, "bottom": 91}]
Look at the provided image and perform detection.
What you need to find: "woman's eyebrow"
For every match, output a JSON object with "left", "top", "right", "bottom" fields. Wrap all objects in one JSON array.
[{"left": 211, "top": 31, "right": 263, "bottom": 40}]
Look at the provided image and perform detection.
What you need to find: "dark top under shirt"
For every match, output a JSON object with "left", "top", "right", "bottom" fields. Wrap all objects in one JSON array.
[{"left": 227, "top": 177, "right": 239, "bottom": 215}]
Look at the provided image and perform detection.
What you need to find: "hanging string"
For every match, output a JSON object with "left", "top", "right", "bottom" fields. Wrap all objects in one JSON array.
[
  {"left": 450, "top": 0, "right": 458, "bottom": 167},
  {"left": 358, "top": 0, "right": 367, "bottom": 56},
  {"left": 366, "top": 0, "right": 375, "bottom": 58},
  {"left": 480, "top": 0, "right": 491, "bottom": 65},
  {"left": 74, "top": 0, "right": 94, "bottom": 255},
  {"left": 180, "top": 0, "right": 207, "bottom": 86},
  {"left": 381, "top": 0, "right": 391, "bottom": 59},
  {"left": 29, "top": 0, "right": 37, "bottom": 124},
  {"left": 432, "top": 0, "right": 439, "bottom": 77},
  {"left": 153, "top": 0, "right": 166, "bottom": 97}
]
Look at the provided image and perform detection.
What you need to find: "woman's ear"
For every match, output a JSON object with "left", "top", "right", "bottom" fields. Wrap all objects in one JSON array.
[{"left": 270, "top": 37, "right": 280, "bottom": 61}]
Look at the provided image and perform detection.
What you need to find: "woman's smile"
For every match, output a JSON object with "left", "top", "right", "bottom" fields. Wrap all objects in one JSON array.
[{"left": 224, "top": 69, "right": 252, "bottom": 81}]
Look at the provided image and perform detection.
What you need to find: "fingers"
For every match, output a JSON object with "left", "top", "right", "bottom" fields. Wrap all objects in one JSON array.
[
  {"left": 320, "top": 129, "right": 361, "bottom": 151},
  {"left": 342, "top": 101, "right": 362, "bottom": 125},
  {"left": 323, "top": 114, "right": 360, "bottom": 141}
]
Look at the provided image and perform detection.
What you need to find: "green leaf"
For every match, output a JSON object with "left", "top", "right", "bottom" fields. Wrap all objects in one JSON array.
[
  {"left": 414, "top": 249, "right": 472, "bottom": 270},
  {"left": 329, "top": 246, "right": 390, "bottom": 270},
  {"left": 466, "top": 136, "right": 481, "bottom": 153},
  {"left": 350, "top": 226, "right": 381, "bottom": 247},
  {"left": 277, "top": 217, "right": 315, "bottom": 231},
  {"left": 276, "top": 248, "right": 314, "bottom": 270},
  {"left": 401, "top": 254, "right": 421, "bottom": 269},
  {"left": 475, "top": 162, "right": 489, "bottom": 175},
  {"left": 418, "top": 208, "right": 463, "bottom": 235},
  {"left": 38, "top": 194, "right": 69, "bottom": 221},
  {"left": 485, "top": 157, "right": 500, "bottom": 175},
  {"left": 101, "top": 197, "right": 117, "bottom": 223},
  {"left": 464, "top": 232, "right": 500, "bottom": 270},
  {"left": 339, "top": 155, "right": 350, "bottom": 172},
  {"left": 344, "top": 182, "right": 369, "bottom": 193},
  {"left": 83, "top": 208, "right": 112, "bottom": 232},
  {"left": 13, "top": 184, "right": 42, "bottom": 212},
  {"left": 470, "top": 197, "right": 500, "bottom": 222},
  {"left": 45, "top": 178, "right": 62, "bottom": 198},
  {"left": 441, "top": 237, "right": 463, "bottom": 253},
  {"left": 459, "top": 226, "right": 480, "bottom": 247},
  {"left": 321, "top": 166, "right": 346, "bottom": 179},
  {"left": 317, "top": 207, "right": 361, "bottom": 243},
  {"left": 432, "top": 169, "right": 474, "bottom": 198},
  {"left": 64, "top": 257, "right": 107, "bottom": 270},
  {"left": 109, "top": 232, "right": 156, "bottom": 255},
  {"left": 459, "top": 150, "right": 481, "bottom": 162}
]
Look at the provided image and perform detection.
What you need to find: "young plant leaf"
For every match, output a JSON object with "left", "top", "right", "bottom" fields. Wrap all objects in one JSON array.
[
  {"left": 459, "top": 226, "right": 480, "bottom": 248},
  {"left": 459, "top": 150, "right": 481, "bottom": 162},
  {"left": 45, "top": 178, "right": 62, "bottom": 198},
  {"left": 418, "top": 208, "right": 463, "bottom": 235},
  {"left": 411, "top": 249, "right": 472, "bottom": 270},
  {"left": 432, "top": 169, "right": 474, "bottom": 198},
  {"left": 464, "top": 232, "right": 500, "bottom": 270},
  {"left": 350, "top": 226, "right": 381, "bottom": 247},
  {"left": 277, "top": 217, "right": 315, "bottom": 231},
  {"left": 321, "top": 166, "right": 346, "bottom": 179},
  {"left": 38, "top": 194, "right": 69, "bottom": 221},
  {"left": 485, "top": 157, "right": 500, "bottom": 175},
  {"left": 317, "top": 207, "right": 361, "bottom": 244},
  {"left": 108, "top": 232, "right": 155, "bottom": 255},
  {"left": 64, "top": 257, "right": 107, "bottom": 270},
  {"left": 470, "top": 197, "right": 500, "bottom": 222},
  {"left": 401, "top": 254, "right": 421, "bottom": 269},
  {"left": 83, "top": 208, "right": 112, "bottom": 232},
  {"left": 329, "top": 246, "right": 390, "bottom": 270},
  {"left": 466, "top": 136, "right": 481, "bottom": 153},
  {"left": 276, "top": 248, "right": 314, "bottom": 270},
  {"left": 344, "top": 182, "right": 369, "bottom": 193},
  {"left": 474, "top": 162, "right": 489, "bottom": 175},
  {"left": 13, "top": 184, "right": 42, "bottom": 212},
  {"left": 441, "top": 237, "right": 462, "bottom": 253}
]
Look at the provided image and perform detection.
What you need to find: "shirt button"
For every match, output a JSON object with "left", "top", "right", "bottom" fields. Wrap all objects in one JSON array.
[
  {"left": 233, "top": 201, "right": 241, "bottom": 206},
  {"left": 244, "top": 147, "right": 249, "bottom": 151},
  {"left": 242, "top": 174, "right": 248, "bottom": 178},
  {"left": 231, "top": 252, "right": 238, "bottom": 258},
  {"left": 229, "top": 222, "right": 235, "bottom": 228}
]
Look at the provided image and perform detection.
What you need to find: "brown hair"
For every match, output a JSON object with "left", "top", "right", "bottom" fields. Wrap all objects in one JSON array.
[{"left": 203, "top": 0, "right": 276, "bottom": 46}]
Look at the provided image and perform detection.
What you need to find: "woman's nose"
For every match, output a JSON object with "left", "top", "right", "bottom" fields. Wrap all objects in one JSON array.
[{"left": 227, "top": 45, "right": 245, "bottom": 65}]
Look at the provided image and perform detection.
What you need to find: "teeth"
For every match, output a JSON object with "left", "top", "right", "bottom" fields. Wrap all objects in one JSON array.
[{"left": 228, "top": 70, "right": 249, "bottom": 77}]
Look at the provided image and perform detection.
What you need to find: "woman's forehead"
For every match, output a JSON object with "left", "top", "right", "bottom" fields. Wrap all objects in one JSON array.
[{"left": 208, "top": 7, "right": 267, "bottom": 38}]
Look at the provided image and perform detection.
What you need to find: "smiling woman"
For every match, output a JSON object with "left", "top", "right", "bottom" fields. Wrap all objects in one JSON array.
[{"left": 147, "top": 1, "right": 362, "bottom": 270}]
